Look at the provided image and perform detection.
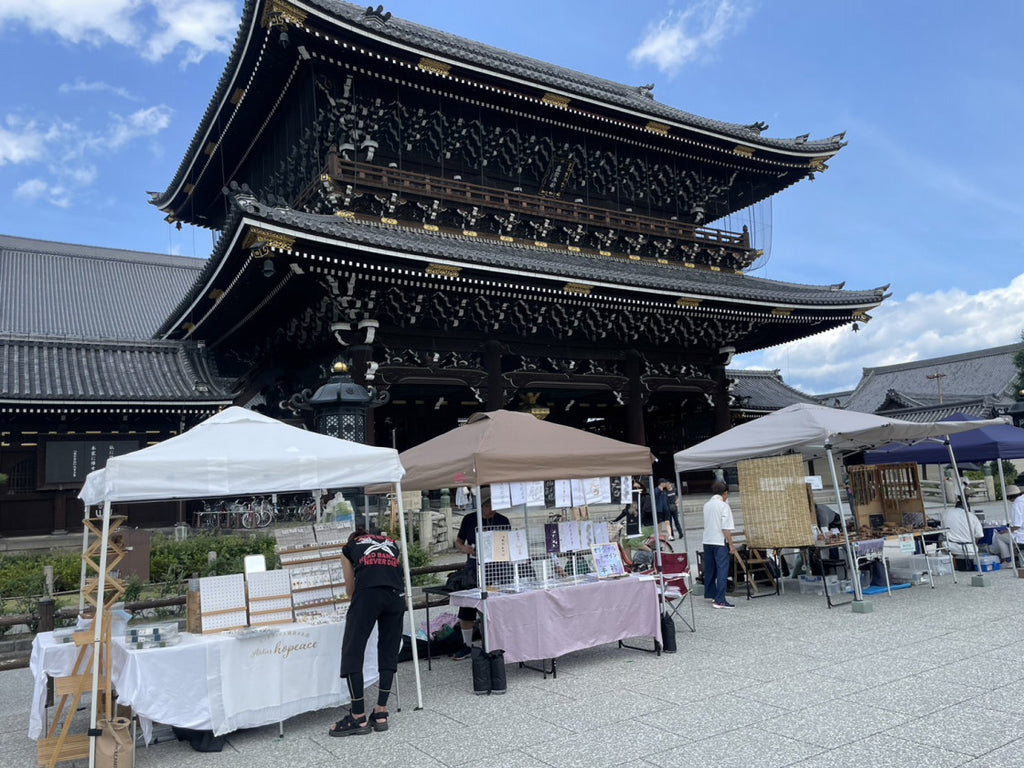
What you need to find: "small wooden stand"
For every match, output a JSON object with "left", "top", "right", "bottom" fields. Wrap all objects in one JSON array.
[{"left": 39, "top": 516, "right": 126, "bottom": 767}]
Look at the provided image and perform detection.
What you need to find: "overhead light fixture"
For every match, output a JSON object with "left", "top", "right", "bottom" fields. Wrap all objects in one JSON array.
[{"left": 262, "top": 258, "right": 275, "bottom": 278}]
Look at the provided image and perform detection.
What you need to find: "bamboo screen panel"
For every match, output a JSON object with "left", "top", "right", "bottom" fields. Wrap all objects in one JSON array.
[{"left": 736, "top": 454, "right": 816, "bottom": 548}]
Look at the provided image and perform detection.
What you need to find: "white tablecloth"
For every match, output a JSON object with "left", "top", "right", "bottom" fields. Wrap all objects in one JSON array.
[{"left": 30, "top": 621, "right": 378, "bottom": 740}]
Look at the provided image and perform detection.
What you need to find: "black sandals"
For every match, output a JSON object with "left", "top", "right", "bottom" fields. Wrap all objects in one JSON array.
[{"left": 328, "top": 713, "right": 371, "bottom": 737}]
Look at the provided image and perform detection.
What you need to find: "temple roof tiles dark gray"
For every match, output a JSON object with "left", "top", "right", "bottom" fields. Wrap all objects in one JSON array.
[
  {"left": 0, "top": 336, "right": 233, "bottom": 404},
  {"left": 730, "top": 369, "right": 817, "bottom": 412},
  {"left": 159, "top": 195, "right": 887, "bottom": 337},
  {"left": 152, "top": 0, "right": 844, "bottom": 211},
  {"left": 0, "top": 234, "right": 204, "bottom": 341},
  {"left": 842, "top": 342, "right": 1023, "bottom": 417}
]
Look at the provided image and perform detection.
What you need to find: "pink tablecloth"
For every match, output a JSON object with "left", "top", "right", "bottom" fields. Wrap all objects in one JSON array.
[{"left": 450, "top": 576, "right": 661, "bottom": 663}]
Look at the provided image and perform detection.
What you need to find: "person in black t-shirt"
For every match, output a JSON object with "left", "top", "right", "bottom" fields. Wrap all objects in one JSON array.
[
  {"left": 450, "top": 489, "right": 511, "bottom": 661},
  {"left": 328, "top": 529, "right": 405, "bottom": 737}
]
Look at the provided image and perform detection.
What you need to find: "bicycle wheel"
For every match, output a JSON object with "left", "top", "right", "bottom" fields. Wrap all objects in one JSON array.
[{"left": 240, "top": 507, "right": 257, "bottom": 529}]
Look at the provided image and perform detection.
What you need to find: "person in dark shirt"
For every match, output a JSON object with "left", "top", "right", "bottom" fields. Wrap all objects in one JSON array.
[
  {"left": 328, "top": 529, "right": 405, "bottom": 737},
  {"left": 450, "top": 489, "right": 511, "bottom": 660}
]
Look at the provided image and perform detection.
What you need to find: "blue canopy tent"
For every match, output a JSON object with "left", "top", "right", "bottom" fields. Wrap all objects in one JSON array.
[
  {"left": 864, "top": 413, "right": 1024, "bottom": 466},
  {"left": 865, "top": 413, "right": 1024, "bottom": 568}
]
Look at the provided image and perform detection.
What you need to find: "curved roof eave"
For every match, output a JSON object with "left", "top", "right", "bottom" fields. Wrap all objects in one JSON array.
[
  {"left": 152, "top": 0, "right": 845, "bottom": 211},
  {"left": 159, "top": 196, "right": 885, "bottom": 337}
]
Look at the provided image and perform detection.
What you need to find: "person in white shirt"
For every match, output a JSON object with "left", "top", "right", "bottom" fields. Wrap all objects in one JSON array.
[
  {"left": 702, "top": 480, "right": 736, "bottom": 608},
  {"left": 993, "top": 485, "right": 1024, "bottom": 563},
  {"left": 941, "top": 498, "right": 984, "bottom": 563}
]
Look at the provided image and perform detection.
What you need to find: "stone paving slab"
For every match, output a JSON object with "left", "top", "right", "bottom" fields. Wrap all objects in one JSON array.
[{"left": 5, "top": 564, "right": 1024, "bottom": 767}]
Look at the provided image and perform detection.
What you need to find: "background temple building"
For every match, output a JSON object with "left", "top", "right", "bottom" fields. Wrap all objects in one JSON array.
[
  {"left": 0, "top": 0, "right": 889, "bottom": 535},
  {"left": 817, "top": 342, "right": 1024, "bottom": 423}
]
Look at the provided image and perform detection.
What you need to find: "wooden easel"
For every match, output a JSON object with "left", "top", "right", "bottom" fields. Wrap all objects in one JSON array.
[{"left": 38, "top": 516, "right": 126, "bottom": 767}]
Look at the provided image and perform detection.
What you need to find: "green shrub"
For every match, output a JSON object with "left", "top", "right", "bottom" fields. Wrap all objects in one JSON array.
[
  {"left": 0, "top": 551, "right": 81, "bottom": 601},
  {"left": 149, "top": 533, "right": 278, "bottom": 581}
]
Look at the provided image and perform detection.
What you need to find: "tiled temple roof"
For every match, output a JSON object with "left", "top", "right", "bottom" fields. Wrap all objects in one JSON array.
[
  {"left": 152, "top": 0, "right": 844, "bottom": 211},
  {"left": 159, "top": 196, "right": 887, "bottom": 337},
  {"left": 0, "top": 234, "right": 204, "bottom": 340},
  {"left": 0, "top": 336, "right": 233, "bottom": 405},
  {"left": 843, "top": 343, "right": 1023, "bottom": 416},
  {"left": 730, "top": 369, "right": 816, "bottom": 413}
]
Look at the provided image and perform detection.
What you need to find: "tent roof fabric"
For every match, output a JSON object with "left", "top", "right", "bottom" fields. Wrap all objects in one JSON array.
[
  {"left": 864, "top": 413, "right": 1024, "bottom": 464},
  {"left": 386, "top": 409, "right": 653, "bottom": 491},
  {"left": 79, "top": 407, "right": 404, "bottom": 504},
  {"left": 673, "top": 403, "right": 1007, "bottom": 472}
]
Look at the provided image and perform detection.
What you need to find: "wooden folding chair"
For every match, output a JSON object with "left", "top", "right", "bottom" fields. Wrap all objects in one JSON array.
[{"left": 658, "top": 552, "right": 695, "bottom": 632}]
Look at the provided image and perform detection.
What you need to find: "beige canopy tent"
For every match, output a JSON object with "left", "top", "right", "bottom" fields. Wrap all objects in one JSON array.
[
  {"left": 373, "top": 410, "right": 663, "bottom": 648},
  {"left": 380, "top": 409, "right": 654, "bottom": 491}
]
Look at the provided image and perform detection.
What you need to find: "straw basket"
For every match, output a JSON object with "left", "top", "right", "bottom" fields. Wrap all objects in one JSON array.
[{"left": 736, "top": 454, "right": 816, "bottom": 548}]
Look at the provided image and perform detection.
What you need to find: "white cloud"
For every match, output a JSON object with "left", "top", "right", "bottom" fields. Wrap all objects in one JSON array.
[
  {"left": 59, "top": 79, "right": 136, "bottom": 101},
  {"left": 14, "top": 178, "right": 48, "bottom": 199},
  {"left": 14, "top": 178, "right": 70, "bottom": 208},
  {"left": 0, "top": 118, "right": 48, "bottom": 165},
  {"left": 629, "top": 0, "right": 754, "bottom": 75},
  {"left": 0, "top": 0, "right": 141, "bottom": 46},
  {"left": 735, "top": 276, "right": 1024, "bottom": 395},
  {"left": 0, "top": 0, "right": 236, "bottom": 64},
  {"left": 106, "top": 106, "right": 174, "bottom": 148},
  {"left": 145, "top": 0, "right": 239, "bottom": 66}
]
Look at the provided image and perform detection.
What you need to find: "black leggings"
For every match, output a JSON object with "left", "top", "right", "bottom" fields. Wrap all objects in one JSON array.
[{"left": 341, "top": 587, "right": 405, "bottom": 715}]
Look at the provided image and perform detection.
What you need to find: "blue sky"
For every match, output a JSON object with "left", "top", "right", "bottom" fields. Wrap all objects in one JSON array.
[{"left": 2, "top": 0, "right": 1022, "bottom": 396}]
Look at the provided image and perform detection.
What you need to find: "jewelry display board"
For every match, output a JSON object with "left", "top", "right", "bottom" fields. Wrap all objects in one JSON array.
[
  {"left": 274, "top": 525, "right": 350, "bottom": 621},
  {"left": 245, "top": 570, "right": 295, "bottom": 627},
  {"left": 199, "top": 574, "right": 248, "bottom": 633}
]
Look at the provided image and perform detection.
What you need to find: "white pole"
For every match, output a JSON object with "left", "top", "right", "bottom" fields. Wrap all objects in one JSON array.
[
  {"left": 474, "top": 485, "right": 489, "bottom": 653},
  {"left": 997, "top": 460, "right": 1016, "bottom": 571},
  {"left": 647, "top": 476, "right": 666, "bottom": 614},
  {"left": 824, "top": 443, "right": 862, "bottom": 602},
  {"left": 392, "top": 481, "right": 423, "bottom": 709},
  {"left": 87, "top": 500, "right": 113, "bottom": 768},
  {"left": 672, "top": 469, "right": 692, "bottom": 575},
  {"left": 944, "top": 438, "right": 983, "bottom": 572},
  {"left": 78, "top": 506, "right": 90, "bottom": 613}
]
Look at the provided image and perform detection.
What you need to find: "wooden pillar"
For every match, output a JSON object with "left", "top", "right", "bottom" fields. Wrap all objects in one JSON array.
[
  {"left": 51, "top": 492, "right": 68, "bottom": 535},
  {"left": 710, "top": 365, "right": 732, "bottom": 435},
  {"left": 625, "top": 350, "right": 646, "bottom": 445},
  {"left": 485, "top": 340, "right": 505, "bottom": 411}
]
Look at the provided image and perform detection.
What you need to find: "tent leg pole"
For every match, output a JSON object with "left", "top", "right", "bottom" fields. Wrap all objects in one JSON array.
[
  {"left": 673, "top": 469, "right": 696, "bottom": 631},
  {"left": 393, "top": 482, "right": 423, "bottom": 710},
  {"left": 945, "top": 440, "right": 989, "bottom": 586},
  {"left": 825, "top": 444, "right": 868, "bottom": 611},
  {"left": 997, "top": 461, "right": 1016, "bottom": 572}
]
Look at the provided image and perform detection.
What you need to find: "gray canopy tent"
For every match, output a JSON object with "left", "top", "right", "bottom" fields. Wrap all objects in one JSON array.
[{"left": 673, "top": 403, "right": 1007, "bottom": 605}]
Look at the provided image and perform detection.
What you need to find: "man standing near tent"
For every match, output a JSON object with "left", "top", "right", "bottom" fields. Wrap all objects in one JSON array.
[
  {"left": 451, "top": 489, "right": 511, "bottom": 660},
  {"left": 702, "top": 480, "right": 736, "bottom": 609}
]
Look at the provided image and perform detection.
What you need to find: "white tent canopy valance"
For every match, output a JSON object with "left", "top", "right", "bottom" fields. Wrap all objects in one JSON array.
[
  {"left": 674, "top": 403, "right": 1008, "bottom": 472},
  {"left": 80, "top": 407, "right": 405, "bottom": 505}
]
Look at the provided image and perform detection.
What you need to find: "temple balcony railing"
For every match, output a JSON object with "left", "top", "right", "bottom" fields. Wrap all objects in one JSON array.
[{"left": 322, "top": 155, "right": 758, "bottom": 270}]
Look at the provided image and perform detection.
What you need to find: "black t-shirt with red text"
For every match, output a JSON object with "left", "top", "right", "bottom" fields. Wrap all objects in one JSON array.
[{"left": 342, "top": 533, "right": 403, "bottom": 593}]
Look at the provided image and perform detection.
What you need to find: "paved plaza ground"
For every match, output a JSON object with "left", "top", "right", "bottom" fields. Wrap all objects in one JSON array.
[{"left": 5, "top": 554, "right": 1024, "bottom": 768}]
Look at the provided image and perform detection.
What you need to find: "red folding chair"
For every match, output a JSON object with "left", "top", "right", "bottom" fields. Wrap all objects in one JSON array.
[{"left": 658, "top": 552, "right": 695, "bottom": 632}]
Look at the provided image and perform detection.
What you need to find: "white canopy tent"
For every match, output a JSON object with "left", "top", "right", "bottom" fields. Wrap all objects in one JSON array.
[
  {"left": 673, "top": 403, "right": 1008, "bottom": 602},
  {"left": 77, "top": 407, "right": 420, "bottom": 766}
]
